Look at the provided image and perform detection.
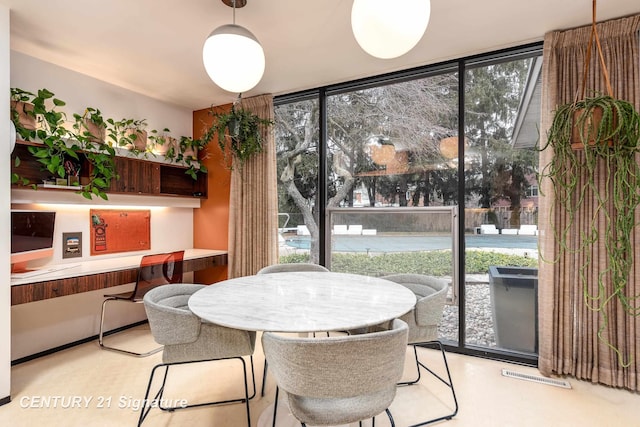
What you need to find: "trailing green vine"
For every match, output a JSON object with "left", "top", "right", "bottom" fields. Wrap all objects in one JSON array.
[{"left": 540, "top": 95, "right": 640, "bottom": 365}]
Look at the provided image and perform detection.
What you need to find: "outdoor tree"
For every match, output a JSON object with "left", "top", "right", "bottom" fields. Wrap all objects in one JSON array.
[
  {"left": 464, "top": 59, "right": 536, "bottom": 224},
  {"left": 275, "top": 75, "right": 457, "bottom": 262}
]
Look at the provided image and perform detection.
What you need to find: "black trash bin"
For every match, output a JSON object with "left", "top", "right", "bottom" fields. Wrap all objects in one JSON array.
[{"left": 488, "top": 266, "right": 538, "bottom": 353}]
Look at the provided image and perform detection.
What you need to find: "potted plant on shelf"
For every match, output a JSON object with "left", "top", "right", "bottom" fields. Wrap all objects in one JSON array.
[
  {"left": 13, "top": 88, "right": 78, "bottom": 186},
  {"left": 10, "top": 87, "right": 37, "bottom": 138},
  {"left": 107, "top": 118, "right": 148, "bottom": 153},
  {"left": 10, "top": 91, "right": 118, "bottom": 200},
  {"left": 540, "top": 0, "right": 640, "bottom": 365},
  {"left": 124, "top": 118, "right": 148, "bottom": 152},
  {"left": 149, "top": 128, "right": 178, "bottom": 160},
  {"left": 208, "top": 103, "right": 273, "bottom": 169},
  {"left": 73, "top": 107, "right": 106, "bottom": 143}
]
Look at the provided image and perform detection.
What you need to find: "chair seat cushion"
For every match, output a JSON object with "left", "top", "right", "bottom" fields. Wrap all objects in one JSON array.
[{"left": 286, "top": 387, "right": 396, "bottom": 426}]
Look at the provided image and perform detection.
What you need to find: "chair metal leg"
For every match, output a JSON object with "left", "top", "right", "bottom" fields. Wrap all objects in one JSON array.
[
  {"left": 261, "top": 359, "right": 269, "bottom": 397},
  {"left": 405, "top": 341, "right": 458, "bottom": 426},
  {"left": 385, "top": 408, "right": 396, "bottom": 426},
  {"left": 99, "top": 298, "right": 162, "bottom": 357},
  {"left": 398, "top": 345, "right": 421, "bottom": 386},
  {"left": 272, "top": 386, "right": 279, "bottom": 427},
  {"left": 138, "top": 356, "right": 255, "bottom": 427}
]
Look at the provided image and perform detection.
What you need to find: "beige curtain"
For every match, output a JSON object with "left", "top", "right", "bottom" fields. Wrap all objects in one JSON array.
[
  {"left": 227, "top": 94, "right": 279, "bottom": 278},
  {"left": 539, "top": 14, "right": 640, "bottom": 390}
]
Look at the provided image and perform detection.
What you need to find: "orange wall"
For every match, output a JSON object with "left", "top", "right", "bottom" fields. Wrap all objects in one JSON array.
[{"left": 193, "top": 104, "right": 232, "bottom": 284}]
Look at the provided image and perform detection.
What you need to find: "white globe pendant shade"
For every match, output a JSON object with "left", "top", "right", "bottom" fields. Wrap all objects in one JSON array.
[
  {"left": 351, "top": 0, "right": 431, "bottom": 59},
  {"left": 202, "top": 23, "right": 265, "bottom": 93}
]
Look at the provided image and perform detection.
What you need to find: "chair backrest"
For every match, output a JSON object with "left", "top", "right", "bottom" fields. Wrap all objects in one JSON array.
[
  {"left": 132, "top": 250, "right": 185, "bottom": 300},
  {"left": 257, "top": 262, "right": 329, "bottom": 274},
  {"left": 143, "top": 283, "right": 204, "bottom": 345},
  {"left": 262, "top": 319, "right": 408, "bottom": 400},
  {"left": 382, "top": 274, "right": 448, "bottom": 328}
]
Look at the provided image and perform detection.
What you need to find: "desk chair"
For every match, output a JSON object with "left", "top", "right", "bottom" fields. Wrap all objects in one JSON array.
[
  {"left": 138, "top": 284, "right": 256, "bottom": 427},
  {"left": 98, "top": 250, "right": 184, "bottom": 357},
  {"left": 257, "top": 262, "right": 330, "bottom": 397},
  {"left": 262, "top": 319, "right": 408, "bottom": 427},
  {"left": 382, "top": 274, "right": 458, "bottom": 426}
]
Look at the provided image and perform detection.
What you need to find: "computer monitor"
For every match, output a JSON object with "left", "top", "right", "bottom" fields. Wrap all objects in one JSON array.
[{"left": 11, "top": 210, "right": 56, "bottom": 273}]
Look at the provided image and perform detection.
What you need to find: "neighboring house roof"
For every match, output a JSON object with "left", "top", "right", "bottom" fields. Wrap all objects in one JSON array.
[{"left": 511, "top": 56, "right": 543, "bottom": 149}]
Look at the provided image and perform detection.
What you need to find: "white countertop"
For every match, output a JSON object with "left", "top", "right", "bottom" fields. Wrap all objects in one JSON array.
[
  {"left": 188, "top": 271, "right": 416, "bottom": 333},
  {"left": 10, "top": 248, "right": 226, "bottom": 286}
]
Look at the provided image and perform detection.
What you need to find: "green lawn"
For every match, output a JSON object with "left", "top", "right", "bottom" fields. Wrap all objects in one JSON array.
[{"left": 280, "top": 250, "right": 538, "bottom": 276}]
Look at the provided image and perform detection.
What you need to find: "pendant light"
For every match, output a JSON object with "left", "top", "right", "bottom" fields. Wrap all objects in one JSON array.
[
  {"left": 202, "top": 0, "right": 265, "bottom": 93},
  {"left": 351, "top": 0, "right": 431, "bottom": 59}
]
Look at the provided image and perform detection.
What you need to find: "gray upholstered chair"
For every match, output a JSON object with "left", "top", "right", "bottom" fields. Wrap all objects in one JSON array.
[
  {"left": 257, "top": 262, "right": 329, "bottom": 274},
  {"left": 257, "top": 261, "right": 330, "bottom": 397},
  {"left": 382, "top": 273, "right": 458, "bottom": 426},
  {"left": 262, "top": 319, "right": 408, "bottom": 427},
  {"left": 138, "top": 284, "right": 256, "bottom": 427}
]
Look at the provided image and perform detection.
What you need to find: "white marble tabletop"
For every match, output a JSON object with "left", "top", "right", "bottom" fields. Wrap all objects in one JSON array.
[{"left": 188, "top": 271, "right": 416, "bottom": 333}]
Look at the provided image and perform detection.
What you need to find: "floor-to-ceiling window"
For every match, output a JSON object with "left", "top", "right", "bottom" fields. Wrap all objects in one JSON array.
[{"left": 274, "top": 44, "right": 542, "bottom": 364}]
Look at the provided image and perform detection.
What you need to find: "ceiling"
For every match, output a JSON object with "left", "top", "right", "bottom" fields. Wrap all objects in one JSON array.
[{"left": 2, "top": 0, "right": 638, "bottom": 111}]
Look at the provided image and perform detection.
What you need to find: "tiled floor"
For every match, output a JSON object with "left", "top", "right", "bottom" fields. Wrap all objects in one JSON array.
[{"left": 1, "top": 325, "right": 637, "bottom": 426}]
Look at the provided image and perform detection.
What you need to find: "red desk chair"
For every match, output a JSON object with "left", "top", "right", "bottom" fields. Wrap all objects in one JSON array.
[{"left": 98, "top": 250, "right": 185, "bottom": 356}]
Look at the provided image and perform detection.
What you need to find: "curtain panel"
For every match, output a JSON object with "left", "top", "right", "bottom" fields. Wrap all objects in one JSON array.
[
  {"left": 228, "top": 94, "right": 279, "bottom": 278},
  {"left": 539, "top": 14, "right": 640, "bottom": 390}
]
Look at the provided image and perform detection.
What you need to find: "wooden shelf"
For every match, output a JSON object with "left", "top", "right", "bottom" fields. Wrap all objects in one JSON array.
[{"left": 11, "top": 140, "right": 208, "bottom": 201}]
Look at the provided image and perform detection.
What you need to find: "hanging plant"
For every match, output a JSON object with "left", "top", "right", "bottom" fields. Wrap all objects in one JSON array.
[
  {"left": 207, "top": 103, "right": 272, "bottom": 169},
  {"left": 539, "top": 0, "right": 640, "bottom": 366}
]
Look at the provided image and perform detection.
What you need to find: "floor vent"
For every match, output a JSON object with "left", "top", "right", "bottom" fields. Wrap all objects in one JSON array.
[{"left": 501, "top": 369, "right": 572, "bottom": 389}]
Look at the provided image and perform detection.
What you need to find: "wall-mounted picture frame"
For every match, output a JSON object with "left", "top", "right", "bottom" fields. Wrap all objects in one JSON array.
[{"left": 62, "top": 232, "right": 82, "bottom": 259}]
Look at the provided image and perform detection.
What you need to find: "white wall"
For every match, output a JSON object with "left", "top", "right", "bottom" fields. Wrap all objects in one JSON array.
[
  {"left": 11, "top": 51, "right": 192, "bottom": 138},
  {"left": 1, "top": 3, "right": 12, "bottom": 403},
  {"left": 9, "top": 52, "right": 196, "bottom": 360}
]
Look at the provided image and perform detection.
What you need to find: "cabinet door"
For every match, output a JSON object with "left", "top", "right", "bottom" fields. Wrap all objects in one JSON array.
[{"left": 110, "top": 157, "right": 160, "bottom": 194}]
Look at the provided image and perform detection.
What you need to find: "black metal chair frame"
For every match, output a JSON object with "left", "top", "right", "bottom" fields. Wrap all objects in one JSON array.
[
  {"left": 137, "top": 355, "right": 257, "bottom": 426},
  {"left": 398, "top": 340, "right": 459, "bottom": 426}
]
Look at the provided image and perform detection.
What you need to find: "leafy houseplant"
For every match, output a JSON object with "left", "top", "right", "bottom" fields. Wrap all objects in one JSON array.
[
  {"left": 9, "top": 86, "right": 208, "bottom": 197},
  {"left": 208, "top": 104, "right": 273, "bottom": 169},
  {"left": 74, "top": 107, "right": 106, "bottom": 143},
  {"left": 540, "top": 0, "right": 640, "bottom": 365},
  {"left": 107, "top": 118, "right": 148, "bottom": 153},
  {"left": 149, "top": 128, "right": 178, "bottom": 160},
  {"left": 11, "top": 88, "right": 77, "bottom": 187},
  {"left": 10, "top": 88, "right": 37, "bottom": 139},
  {"left": 10, "top": 89, "right": 118, "bottom": 200}
]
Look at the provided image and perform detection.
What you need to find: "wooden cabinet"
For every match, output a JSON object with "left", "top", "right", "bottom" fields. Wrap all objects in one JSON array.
[
  {"left": 11, "top": 140, "right": 207, "bottom": 199},
  {"left": 109, "top": 156, "right": 161, "bottom": 194}
]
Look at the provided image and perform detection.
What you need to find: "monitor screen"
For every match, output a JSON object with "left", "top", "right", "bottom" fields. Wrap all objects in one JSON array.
[{"left": 11, "top": 210, "right": 56, "bottom": 271}]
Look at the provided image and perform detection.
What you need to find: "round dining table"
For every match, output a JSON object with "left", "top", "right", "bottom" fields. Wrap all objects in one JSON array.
[
  {"left": 188, "top": 271, "right": 416, "bottom": 333},
  {"left": 188, "top": 271, "right": 417, "bottom": 427}
]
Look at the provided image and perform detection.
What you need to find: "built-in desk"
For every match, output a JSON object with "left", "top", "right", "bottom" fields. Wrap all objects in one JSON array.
[{"left": 10, "top": 248, "right": 227, "bottom": 305}]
